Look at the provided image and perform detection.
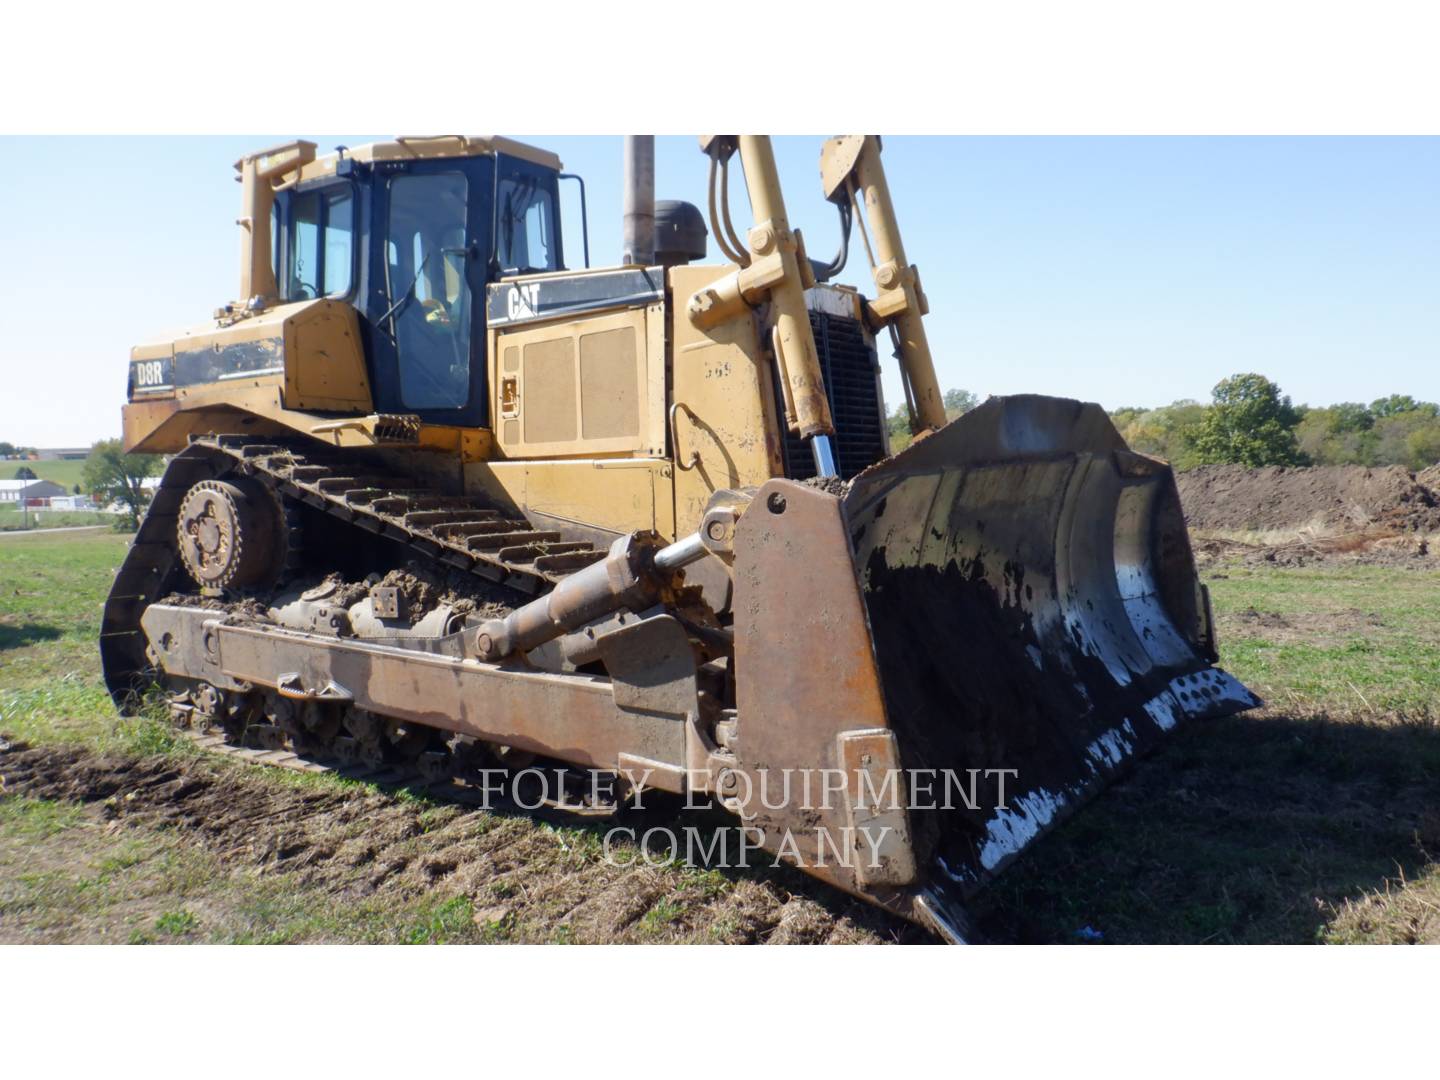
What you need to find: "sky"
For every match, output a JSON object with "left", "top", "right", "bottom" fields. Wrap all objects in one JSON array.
[{"left": 0, "top": 135, "right": 1435, "bottom": 447}]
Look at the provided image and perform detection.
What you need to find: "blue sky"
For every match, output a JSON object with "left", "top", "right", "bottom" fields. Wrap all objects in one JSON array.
[{"left": 0, "top": 135, "right": 1435, "bottom": 446}]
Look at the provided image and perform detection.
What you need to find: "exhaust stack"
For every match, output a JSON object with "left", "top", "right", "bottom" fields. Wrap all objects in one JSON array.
[{"left": 622, "top": 135, "right": 655, "bottom": 266}]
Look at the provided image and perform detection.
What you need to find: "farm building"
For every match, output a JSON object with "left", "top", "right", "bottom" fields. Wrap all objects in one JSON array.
[
  {"left": 47, "top": 494, "right": 96, "bottom": 511},
  {"left": 0, "top": 478, "right": 68, "bottom": 504}
]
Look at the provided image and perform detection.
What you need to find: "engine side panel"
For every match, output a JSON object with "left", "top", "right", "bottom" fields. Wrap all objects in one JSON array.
[{"left": 122, "top": 299, "right": 371, "bottom": 453}]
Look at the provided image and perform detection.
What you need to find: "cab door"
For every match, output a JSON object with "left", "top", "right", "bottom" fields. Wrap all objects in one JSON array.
[{"left": 364, "top": 156, "right": 493, "bottom": 428}]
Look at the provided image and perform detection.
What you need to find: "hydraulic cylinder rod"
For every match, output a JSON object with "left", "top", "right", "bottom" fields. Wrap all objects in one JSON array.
[
  {"left": 471, "top": 531, "right": 709, "bottom": 662},
  {"left": 736, "top": 136, "right": 838, "bottom": 468}
]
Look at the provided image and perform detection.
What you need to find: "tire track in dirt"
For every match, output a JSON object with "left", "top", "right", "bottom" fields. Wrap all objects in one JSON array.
[{"left": 0, "top": 740, "right": 922, "bottom": 944}]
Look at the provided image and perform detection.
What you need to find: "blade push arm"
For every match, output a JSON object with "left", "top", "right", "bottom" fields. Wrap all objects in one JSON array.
[{"left": 821, "top": 135, "right": 946, "bottom": 433}]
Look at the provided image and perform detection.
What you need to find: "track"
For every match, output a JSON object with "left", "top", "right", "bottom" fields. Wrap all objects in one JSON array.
[
  {"left": 99, "top": 431, "right": 639, "bottom": 817},
  {"left": 176, "top": 724, "right": 618, "bottom": 816},
  {"left": 101, "top": 434, "right": 609, "bottom": 706}
]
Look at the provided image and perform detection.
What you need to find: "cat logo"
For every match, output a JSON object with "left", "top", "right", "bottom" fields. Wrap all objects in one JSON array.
[{"left": 506, "top": 282, "right": 541, "bottom": 321}]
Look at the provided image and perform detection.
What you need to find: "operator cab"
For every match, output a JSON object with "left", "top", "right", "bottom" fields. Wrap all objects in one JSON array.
[{"left": 269, "top": 137, "right": 566, "bottom": 428}]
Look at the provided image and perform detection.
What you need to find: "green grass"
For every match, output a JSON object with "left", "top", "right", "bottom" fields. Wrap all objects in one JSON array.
[
  {"left": 640, "top": 898, "right": 684, "bottom": 932},
  {"left": 3, "top": 529, "right": 1437, "bottom": 944},
  {"left": 0, "top": 795, "right": 85, "bottom": 839},
  {"left": 1209, "top": 564, "right": 1440, "bottom": 712},
  {"left": 0, "top": 792, "right": 519, "bottom": 945},
  {"left": 2, "top": 458, "right": 90, "bottom": 489},
  {"left": 0, "top": 531, "right": 152, "bottom": 749},
  {"left": 0, "top": 507, "right": 116, "bottom": 531},
  {"left": 153, "top": 909, "right": 200, "bottom": 937}
]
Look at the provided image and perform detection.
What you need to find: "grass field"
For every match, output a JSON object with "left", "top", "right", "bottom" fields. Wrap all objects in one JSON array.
[
  {"left": 2, "top": 529, "right": 1437, "bottom": 943},
  {"left": 0, "top": 531, "right": 131, "bottom": 747},
  {"left": 0, "top": 454, "right": 113, "bottom": 531},
  {"left": 1211, "top": 564, "right": 1440, "bottom": 714},
  {"left": 2, "top": 458, "right": 90, "bottom": 489},
  {"left": 0, "top": 506, "right": 115, "bottom": 531}
]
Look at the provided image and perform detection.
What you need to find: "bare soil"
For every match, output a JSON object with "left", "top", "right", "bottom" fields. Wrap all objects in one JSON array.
[
  {"left": 0, "top": 740, "right": 921, "bottom": 944},
  {"left": 1177, "top": 464, "right": 1440, "bottom": 534},
  {"left": 1215, "top": 606, "right": 1387, "bottom": 647},
  {"left": 1191, "top": 530, "right": 1434, "bottom": 569}
]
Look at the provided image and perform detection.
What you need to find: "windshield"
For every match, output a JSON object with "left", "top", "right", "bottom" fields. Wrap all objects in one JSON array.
[{"left": 386, "top": 172, "right": 472, "bottom": 410}]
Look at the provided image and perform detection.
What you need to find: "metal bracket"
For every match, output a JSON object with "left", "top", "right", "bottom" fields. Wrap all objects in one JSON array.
[{"left": 370, "top": 585, "right": 404, "bottom": 621}]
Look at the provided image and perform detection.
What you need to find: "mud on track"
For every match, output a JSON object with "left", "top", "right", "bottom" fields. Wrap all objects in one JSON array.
[{"left": 0, "top": 740, "right": 923, "bottom": 944}]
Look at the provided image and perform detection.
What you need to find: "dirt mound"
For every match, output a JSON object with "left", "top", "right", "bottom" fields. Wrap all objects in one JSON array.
[
  {"left": 0, "top": 740, "right": 919, "bottom": 944},
  {"left": 1177, "top": 464, "right": 1440, "bottom": 534}
]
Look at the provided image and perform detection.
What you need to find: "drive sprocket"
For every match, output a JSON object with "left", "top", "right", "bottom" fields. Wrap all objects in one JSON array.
[{"left": 176, "top": 476, "right": 285, "bottom": 591}]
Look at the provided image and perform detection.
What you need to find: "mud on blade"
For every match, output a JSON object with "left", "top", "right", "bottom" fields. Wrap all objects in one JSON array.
[{"left": 844, "top": 395, "right": 1259, "bottom": 894}]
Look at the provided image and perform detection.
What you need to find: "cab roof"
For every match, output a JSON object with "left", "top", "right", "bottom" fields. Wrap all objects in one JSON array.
[{"left": 244, "top": 135, "right": 563, "bottom": 188}]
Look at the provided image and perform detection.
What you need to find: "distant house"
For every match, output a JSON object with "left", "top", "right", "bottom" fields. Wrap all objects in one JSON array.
[
  {"left": 47, "top": 494, "right": 95, "bottom": 511},
  {"left": 0, "top": 479, "right": 68, "bottom": 505},
  {"left": 95, "top": 476, "right": 163, "bottom": 515},
  {"left": 35, "top": 448, "right": 91, "bottom": 461}
]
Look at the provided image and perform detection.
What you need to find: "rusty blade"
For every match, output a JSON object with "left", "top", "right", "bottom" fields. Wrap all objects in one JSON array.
[{"left": 843, "top": 395, "right": 1259, "bottom": 893}]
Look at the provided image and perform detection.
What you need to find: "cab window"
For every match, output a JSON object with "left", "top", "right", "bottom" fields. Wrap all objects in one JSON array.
[
  {"left": 270, "top": 202, "right": 280, "bottom": 285},
  {"left": 386, "top": 172, "right": 472, "bottom": 410},
  {"left": 284, "top": 186, "right": 354, "bottom": 300},
  {"left": 496, "top": 175, "right": 557, "bottom": 274},
  {"left": 322, "top": 189, "right": 353, "bottom": 295}
]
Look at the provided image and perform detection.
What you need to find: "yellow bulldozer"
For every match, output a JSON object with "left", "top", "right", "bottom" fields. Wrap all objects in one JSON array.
[{"left": 102, "top": 134, "right": 1257, "bottom": 940}]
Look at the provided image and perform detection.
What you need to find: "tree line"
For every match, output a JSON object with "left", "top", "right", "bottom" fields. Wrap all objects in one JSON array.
[{"left": 888, "top": 375, "right": 1440, "bottom": 471}]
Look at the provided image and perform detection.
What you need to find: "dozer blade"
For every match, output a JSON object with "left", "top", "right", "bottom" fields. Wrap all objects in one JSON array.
[{"left": 843, "top": 395, "right": 1259, "bottom": 896}]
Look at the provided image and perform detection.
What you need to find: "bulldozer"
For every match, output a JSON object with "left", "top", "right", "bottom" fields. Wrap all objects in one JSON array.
[{"left": 102, "top": 134, "right": 1257, "bottom": 941}]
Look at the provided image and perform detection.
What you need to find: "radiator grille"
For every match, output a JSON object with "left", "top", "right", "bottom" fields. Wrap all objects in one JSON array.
[{"left": 777, "top": 309, "right": 888, "bottom": 481}]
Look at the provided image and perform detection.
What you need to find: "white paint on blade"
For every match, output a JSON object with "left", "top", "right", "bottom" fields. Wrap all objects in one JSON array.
[
  {"left": 1144, "top": 691, "right": 1180, "bottom": 731},
  {"left": 1026, "top": 644, "right": 1044, "bottom": 670},
  {"left": 978, "top": 788, "right": 1066, "bottom": 871},
  {"left": 1086, "top": 720, "right": 1136, "bottom": 769},
  {"left": 937, "top": 855, "right": 978, "bottom": 885}
]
